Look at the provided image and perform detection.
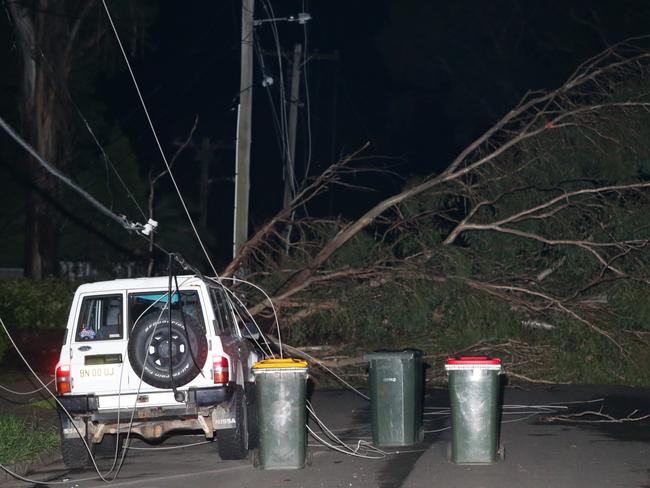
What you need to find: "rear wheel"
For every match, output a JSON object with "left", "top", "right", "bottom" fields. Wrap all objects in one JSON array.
[
  {"left": 217, "top": 388, "right": 249, "bottom": 460},
  {"left": 245, "top": 382, "right": 259, "bottom": 448},
  {"left": 94, "top": 433, "right": 124, "bottom": 459},
  {"left": 59, "top": 414, "right": 91, "bottom": 469}
]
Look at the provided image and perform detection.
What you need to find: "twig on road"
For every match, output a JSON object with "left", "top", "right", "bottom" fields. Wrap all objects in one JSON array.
[{"left": 541, "top": 408, "right": 650, "bottom": 423}]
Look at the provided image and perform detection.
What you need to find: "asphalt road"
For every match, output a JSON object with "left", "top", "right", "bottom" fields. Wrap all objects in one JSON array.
[{"left": 4, "top": 385, "right": 650, "bottom": 488}]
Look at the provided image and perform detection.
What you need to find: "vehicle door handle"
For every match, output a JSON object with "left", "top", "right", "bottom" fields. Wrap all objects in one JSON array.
[{"left": 78, "top": 346, "right": 92, "bottom": 351}]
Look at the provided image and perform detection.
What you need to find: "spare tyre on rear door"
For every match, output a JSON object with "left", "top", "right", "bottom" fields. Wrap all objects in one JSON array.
[{"left": 128, "top": 311, "right": 208, "bottom": 388}]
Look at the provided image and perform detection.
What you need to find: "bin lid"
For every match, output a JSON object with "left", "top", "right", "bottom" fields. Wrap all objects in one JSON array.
[
  {"left": 364, "top": 349, "right": 422, "bottom": 361},
  {"left": 445, "top": 356, "right": 502, "bottom": 371},
  {"left": 252, "top": 358, "right": 308, "bottom": 370},
  {"left": 446, "top": 356, "right": 501, "bottom": 365}
]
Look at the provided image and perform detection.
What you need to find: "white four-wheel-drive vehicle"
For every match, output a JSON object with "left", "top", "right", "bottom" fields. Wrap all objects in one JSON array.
[{"left": 54, "top": 275, "right": 260, "bottom": 468}]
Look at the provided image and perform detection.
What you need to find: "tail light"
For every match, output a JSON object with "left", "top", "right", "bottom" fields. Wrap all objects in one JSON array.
[
  {"left": 56, "top": 364, "right": 71, "bottom": 394},
  {"left": 212, "top": 356, "right": 229, "bottom": 384}
]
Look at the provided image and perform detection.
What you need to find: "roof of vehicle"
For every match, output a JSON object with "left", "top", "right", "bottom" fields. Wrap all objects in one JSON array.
[{"left": 75, "top": 275, "right": 208, "bottom": 294}]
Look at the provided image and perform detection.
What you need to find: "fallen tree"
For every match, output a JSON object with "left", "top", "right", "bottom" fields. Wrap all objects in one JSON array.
[{"left": 225, "top": 39, "right": 650, "bottom": 383}]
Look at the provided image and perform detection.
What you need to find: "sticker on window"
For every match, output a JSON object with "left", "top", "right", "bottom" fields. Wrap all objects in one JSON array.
[{"left": 80, "top": 328, "right": 96, "bottom": 340}]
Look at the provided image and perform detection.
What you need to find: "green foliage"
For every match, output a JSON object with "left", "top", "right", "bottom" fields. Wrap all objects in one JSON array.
[
  {"left": 328, "top": 231, "right": 382, "bottom": 269},
  {"left": 0, "top": 278, "right": 75, "bottom": 364},
  {"left": 608, "top": 281, "right": 650, "bottom": 332},
  {"left": 0, "top": 414, "right": 58, "bottom": 465},
  {"left": 286, "top": 277, "right": 521, "bottom": 349},
  {"left": 0, "top": 278, "right": 76, "bottom": 330}
]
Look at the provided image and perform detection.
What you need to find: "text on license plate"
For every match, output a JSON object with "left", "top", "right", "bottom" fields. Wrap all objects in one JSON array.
[{"left": 80, "top": 367, "right": 115, "bottom": 377}]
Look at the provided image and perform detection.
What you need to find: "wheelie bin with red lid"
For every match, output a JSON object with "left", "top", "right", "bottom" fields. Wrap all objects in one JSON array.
[{"left": 445, "top": 356, "right": 502, "bottom": 464}]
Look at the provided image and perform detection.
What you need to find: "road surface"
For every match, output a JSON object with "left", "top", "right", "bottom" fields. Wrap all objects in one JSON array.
[{"left": 3, "top": 384, "right": 650, "bottom": 487}]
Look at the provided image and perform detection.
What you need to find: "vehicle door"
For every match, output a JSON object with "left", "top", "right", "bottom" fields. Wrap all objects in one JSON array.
[
  {"left": 68, "top": 292, "right": 127, "bottom": 394},
  {"left": 209, "top": 286, "right": 252, "bottom": 385},
  {"left": 125, "top": 287, "right": 210, "bottom": 393}
]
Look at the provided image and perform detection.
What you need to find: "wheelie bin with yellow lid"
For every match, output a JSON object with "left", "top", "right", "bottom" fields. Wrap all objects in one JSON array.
[{"left": 252, "top": 358, "right": 309, "bottom": 469}]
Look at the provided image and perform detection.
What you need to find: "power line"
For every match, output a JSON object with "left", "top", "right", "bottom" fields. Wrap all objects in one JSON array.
[
  {"left": 260, "top": 0, "right": 291, "bottom": 164},
  {"left": 33, "top": 46, "right": 147, "bottom": 220},
  {"left": 101, "top": 0, "right": 219, "bottom": 278},
  {"left": 302, "top": 0, "right": 313, "bottom": 185},
  {"left": 253, "top": 36, "right": 288, "bottom": 160},
  {"left": 0, "top": 115, "right": 140, "bottom": 233},
  {"left": 0, "top": 112, "right": 205, "bottom": 276}
]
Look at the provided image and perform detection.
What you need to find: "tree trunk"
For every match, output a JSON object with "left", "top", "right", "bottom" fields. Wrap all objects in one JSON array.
[{"left": 9, "top": 0, "right": 69, "bottom": 278}]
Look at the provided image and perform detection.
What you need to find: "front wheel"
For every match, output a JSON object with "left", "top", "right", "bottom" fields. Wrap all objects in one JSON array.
[{"left": 217, "top": 388, "right": 249, "bottom": 460}]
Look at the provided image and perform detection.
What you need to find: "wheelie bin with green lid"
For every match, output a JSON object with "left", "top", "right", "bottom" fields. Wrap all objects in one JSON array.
[
  {"left": 252, "top": 358, "right": 309, "bottom": 469},
  {"left": 445, "top": 356, "right": 502, "bottom": 464},
  {"left": 365, "top": 349, "right": 423, "bottom": 447}
]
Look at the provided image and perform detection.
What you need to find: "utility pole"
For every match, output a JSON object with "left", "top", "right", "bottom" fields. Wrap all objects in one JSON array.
[
  {"left": 234, "top": 0, "right": 254, "bottom": 258},
  {"left": 284, "top": 43, "right": 302, "bottom": 209}
]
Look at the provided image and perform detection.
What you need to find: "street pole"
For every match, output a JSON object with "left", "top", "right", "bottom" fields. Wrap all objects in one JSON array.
[
  {"left": 284, "top": 43, "right": 302, "bottom": 209},
  {"left": 234, "top": 0, "right": 254, "bottom": 258}
]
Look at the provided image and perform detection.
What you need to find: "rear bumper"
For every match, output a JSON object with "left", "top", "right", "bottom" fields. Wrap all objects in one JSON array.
[
  {"left": 189, "top": 384, "right": 235, "bottom": 406},
  {"left": 57, "top": 383, "right": 235, "bottom": 416},
  {"left": 57, "top": 394, "right": 98, "bottom": 414}
]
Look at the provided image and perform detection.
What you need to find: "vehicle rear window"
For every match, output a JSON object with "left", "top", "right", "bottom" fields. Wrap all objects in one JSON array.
[
  {"left": 75, "top": 295, "right": 123, "bottom": 341},
  {"left": 128, "top": 290, "right": 205, "bottom": 330}
]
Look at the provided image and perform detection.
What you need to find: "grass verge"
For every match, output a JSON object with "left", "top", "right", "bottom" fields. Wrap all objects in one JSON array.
[{"left": 0, "top": 414, "right": 59, "bottom": 465}]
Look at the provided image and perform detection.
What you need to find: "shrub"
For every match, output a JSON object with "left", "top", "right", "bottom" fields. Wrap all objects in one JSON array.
[{"left": 0, "top": 278, "right": 77, "bottom": 364}]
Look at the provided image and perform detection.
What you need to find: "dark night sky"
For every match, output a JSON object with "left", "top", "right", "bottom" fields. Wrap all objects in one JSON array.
[{"left": 3, "top": 0, "right": 650, "bottom": 268}]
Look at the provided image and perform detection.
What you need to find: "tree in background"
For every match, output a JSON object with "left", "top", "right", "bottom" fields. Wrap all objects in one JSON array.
[{"left": 7, "top": 0, "right": 153, "bottom": 278}]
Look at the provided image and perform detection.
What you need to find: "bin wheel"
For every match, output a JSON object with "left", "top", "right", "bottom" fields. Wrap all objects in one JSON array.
[
  {"left": 498, "top": 445, "right": 506, "bottom": 461},
  {"left": 251, "top": 448, "right": 259, "bottom": 468},
  {"left": 305, "top": 448, "right": 313, "bottom": 466}
]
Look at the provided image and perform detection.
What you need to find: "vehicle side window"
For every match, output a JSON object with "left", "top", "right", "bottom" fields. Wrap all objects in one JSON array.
[
  {"left": 75, "top": 295, "right": 123, "bottom": 341},
  {"left": 210, "top": 288, "right": 237, "bottom": 336}
]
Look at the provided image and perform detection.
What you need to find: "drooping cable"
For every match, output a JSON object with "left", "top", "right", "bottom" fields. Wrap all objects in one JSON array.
[
  {"left": 126, "top": 440, "right": 211, "bottom": 451},
  {"left": 167, "top": 255, "right": 178, "bottom": 399},
  {"left": 306, "top": 401, "right": 385, "bottom": 459},
  {"left": 101, "top": 0, "right": 219, "bottom": 278},
  {"left": 301, "top": 0, "right": 313, "bottom": 185},
  {"left": 217, "top": 276, "right": 283, "bottom": 358},
  {"left": 33, "top": 45, "right": 147, "bottom": 220},
  {"left": 261, "top": 0, "right": 290, "bottom": 155},
  {"left": 253, "top": 35, "right": 289, "bottom": 161},
  {"left": 0, "top": 379, "right": 54, "bottom": 395},
  {"left": 0, "top": 115, "right": 139, "bottom": 233},
  {"left": 174, "top": 273, "right": 206, "bottom": 377},
  {"left": 0, "top": 318, "right": 114, "bottom": 483},
  {"left": 204, "top": 276, "right": 275, "bottom": 358}
]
